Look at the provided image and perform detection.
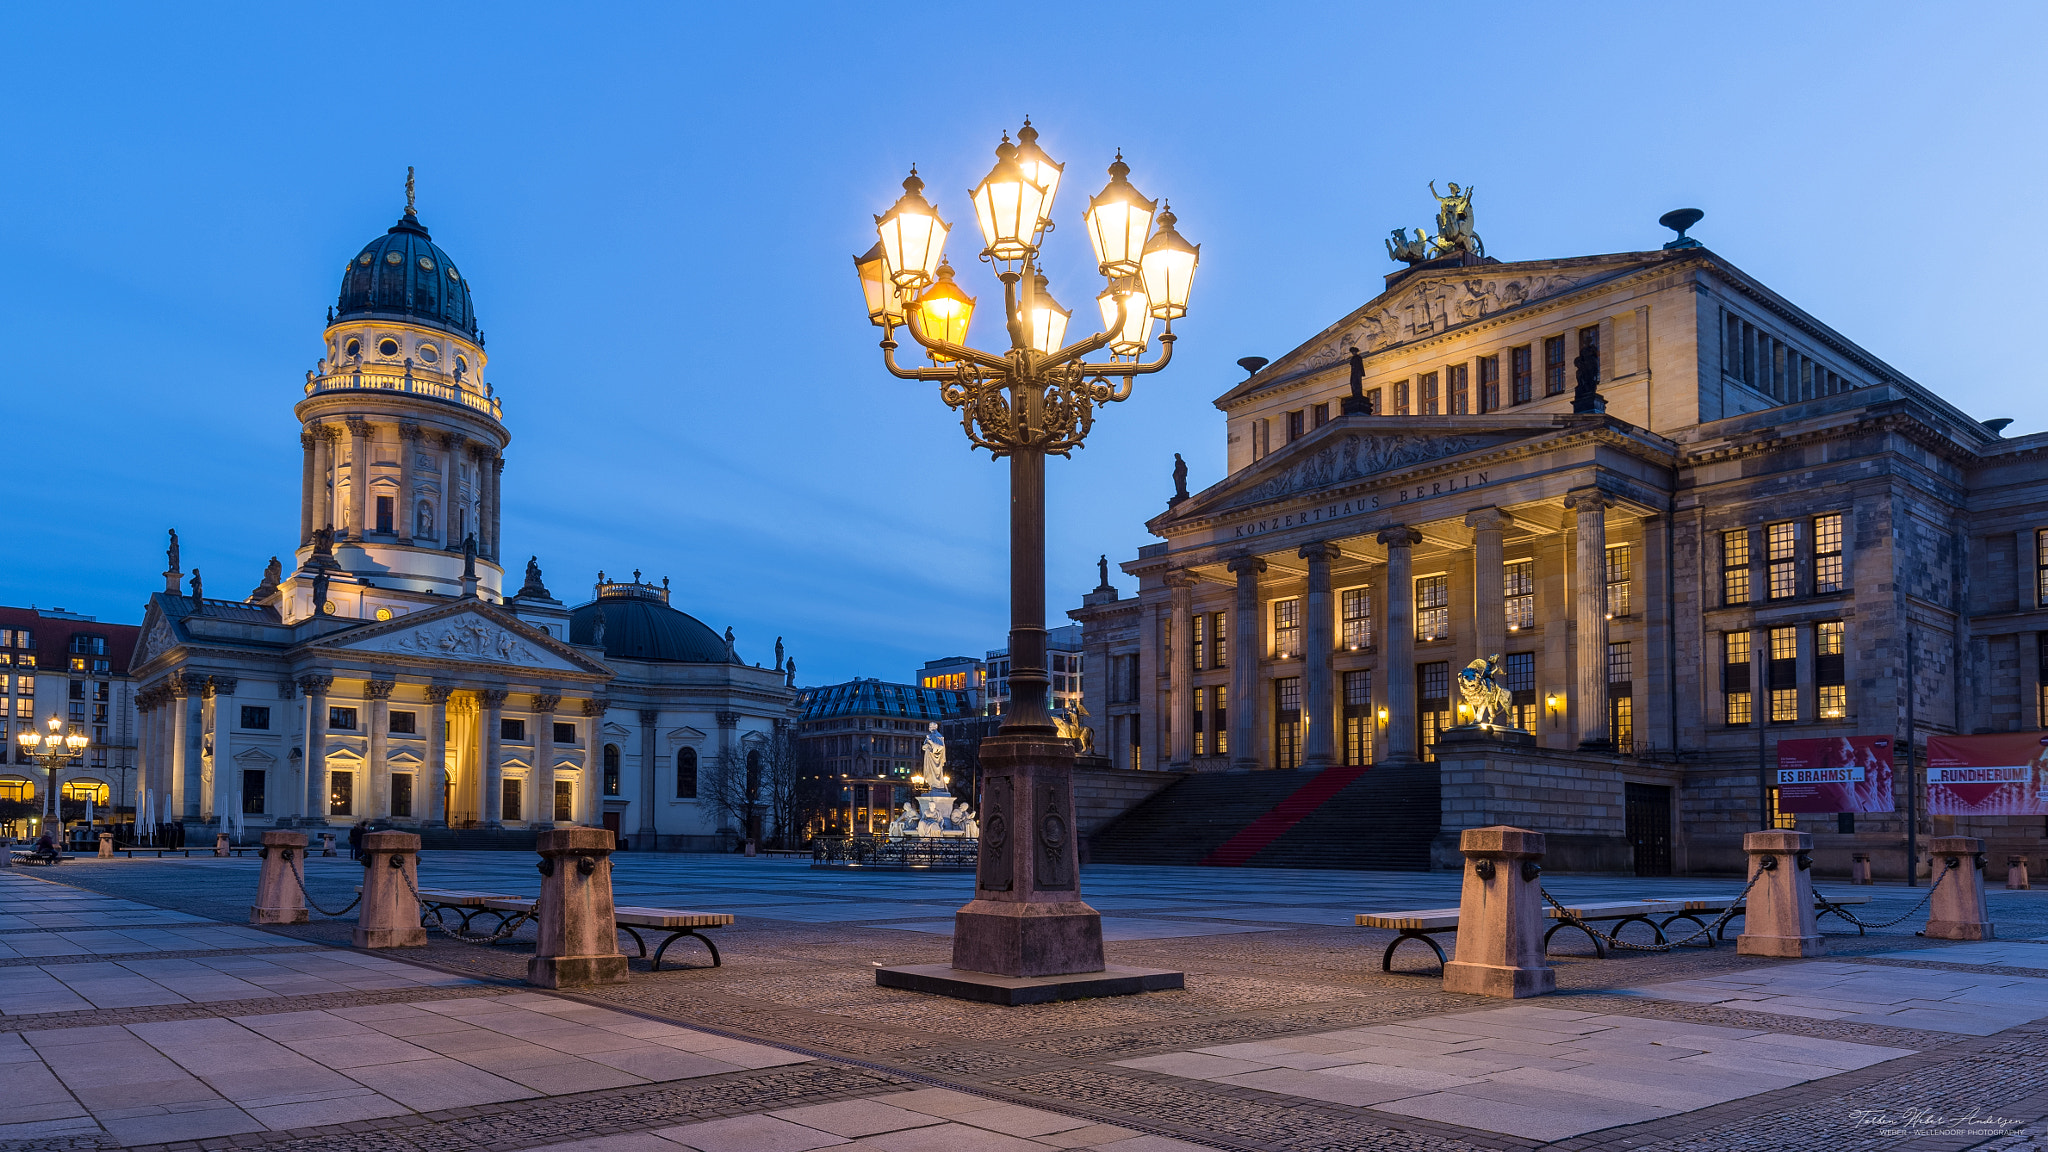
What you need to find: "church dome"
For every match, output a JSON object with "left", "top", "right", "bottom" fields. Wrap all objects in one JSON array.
[
  {"left": 568, "top": 577, "right": 730, "bottom": 664},
  {"left": 335, "top": 210, "right": 478, "bottom": 338}
]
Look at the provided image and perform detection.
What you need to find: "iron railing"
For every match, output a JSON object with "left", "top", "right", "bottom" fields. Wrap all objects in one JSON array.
[{"left": 811, "top": 836, "right": 978, "bottom": 870}]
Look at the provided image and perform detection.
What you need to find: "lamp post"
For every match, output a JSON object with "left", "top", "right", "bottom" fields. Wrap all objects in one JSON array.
[
  {"left": 18, "top": 716, "right": 89, "bottom": 841},
  {"left": 861, "top": 123, "right": 1196, "bottom": 997}
]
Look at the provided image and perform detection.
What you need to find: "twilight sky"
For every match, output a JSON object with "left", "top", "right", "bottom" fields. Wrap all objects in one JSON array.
[{"left": 2, "top": 2, "right": 2042, "bottom": 685}]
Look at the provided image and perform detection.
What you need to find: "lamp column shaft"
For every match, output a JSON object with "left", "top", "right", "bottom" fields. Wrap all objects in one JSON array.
[
  {"left": 1568, "top": 493, "right": 1612, "bottom": 748},
  {"left": 1379, "top": 528, "right": 1422, "bottom": 763},
  {"left": 1300, "top": 543, "right": 1341, "bottom": 768},
  {"left": 1003, "top": 449, "right": 1051, "bottom": 734}
]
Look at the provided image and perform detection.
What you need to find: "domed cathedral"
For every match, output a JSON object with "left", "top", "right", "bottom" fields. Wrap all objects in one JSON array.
[{"left": 126, "top": 179, "right": 799, "bottom": 850}]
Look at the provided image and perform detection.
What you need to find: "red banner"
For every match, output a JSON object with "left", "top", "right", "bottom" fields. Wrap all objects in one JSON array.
[
  {"left": 1775, "top": 736, "right": 1895, "bottom": 814},
  {"left": 1926, "top": 733, "right": 2048, "bottom": 816}
]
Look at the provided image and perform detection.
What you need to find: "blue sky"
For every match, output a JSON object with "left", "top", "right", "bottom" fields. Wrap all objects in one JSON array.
[{"left": 3, "top": 3, "right": 2042, "bottom": 684}]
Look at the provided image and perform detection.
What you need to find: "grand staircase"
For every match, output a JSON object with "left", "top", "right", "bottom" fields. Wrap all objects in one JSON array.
[{"left": 1088, "top": 763, "right": 1438, "bottom": 871}]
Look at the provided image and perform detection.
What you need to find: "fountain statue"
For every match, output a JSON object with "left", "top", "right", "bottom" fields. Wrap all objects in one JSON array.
[{"left": 886, "top": 723, "right": 978, "bottom": 840}]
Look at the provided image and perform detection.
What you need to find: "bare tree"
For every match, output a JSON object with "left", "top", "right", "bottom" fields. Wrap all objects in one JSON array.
[{"left": 700, "top": 746, "right": 752, "bottom": 846}]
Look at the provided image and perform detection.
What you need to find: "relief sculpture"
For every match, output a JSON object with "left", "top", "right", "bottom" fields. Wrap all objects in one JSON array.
[
  {"left": 979, "top": 775, "right": 1013, "bottom": 892},
  {"left": 1228, "top": 432, "right": 1490, "bottom": 510},
  {"left": 1293, "top": 274, "right": 1588, "bottom": 374},
  {"left": 378, "top": 619, "right": 545, "bottom": 665},
  {"left": 1034, "top": 781, "right": 1072, "bottom": 891}
]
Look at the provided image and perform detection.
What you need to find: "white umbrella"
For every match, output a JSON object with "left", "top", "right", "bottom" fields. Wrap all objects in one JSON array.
[
  {"left": 143, "top": 788, "right": 154, "bottom": 843},
  {"left": 85, "top": 797, "right": 94, "bottom": 828}
]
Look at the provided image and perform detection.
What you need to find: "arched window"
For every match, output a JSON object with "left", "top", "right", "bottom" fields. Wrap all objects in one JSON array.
[
  {"left": 676, "top": 747, "right": 698, "bottom": 799},
  {"left": 602, "top": 744, "right": 620, "bottom": 797}
]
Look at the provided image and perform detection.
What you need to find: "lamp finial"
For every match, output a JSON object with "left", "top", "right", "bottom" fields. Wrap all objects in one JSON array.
[{"left": 404, "top": 166, "right": 416, "bottom": 217}]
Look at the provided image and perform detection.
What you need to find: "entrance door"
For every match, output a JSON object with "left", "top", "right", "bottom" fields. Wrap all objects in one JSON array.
[
  {"left": 1625, "top": 783, "right": 1672, "bottom": 876},
  {"left": 601, "top": 811, "right": 622, "bottom": 849}
]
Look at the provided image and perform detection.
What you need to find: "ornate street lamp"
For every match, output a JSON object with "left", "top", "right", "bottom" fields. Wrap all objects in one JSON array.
[
  {"left": 861, "top": 124, "right": 1196, "bottom": 998},
  {"left": 17, "top": 715, "right": 89, "bottom": 837}
]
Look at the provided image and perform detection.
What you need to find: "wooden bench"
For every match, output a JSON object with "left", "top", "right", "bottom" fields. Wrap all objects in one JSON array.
[
  {"left": 9, "top": 851, "right": 65, "bottom": 867},
  {"left": 415, "top": 889, "right": 530, "bottom": 934},
  {"left": 1651, "top": 892, "right": 1874, "bottom": 941},
  {"left": 1355, "top": 908, "right": 1462, "bottom": 972},
  {"left": 1543, "top": 899, "right": 1691, "bottom": 958},
  {"left": 612, "top": 906, "right": 735, "bottom": 969}
]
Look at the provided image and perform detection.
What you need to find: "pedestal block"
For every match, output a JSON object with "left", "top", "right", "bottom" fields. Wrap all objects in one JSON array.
[
  {"left": 251, "top": 831, "right": 310, "bottom": 925},
  {"left": 98, "top": 833, "right": 114, "bottom": 859},
  {"left": 1442, "top": 826, "right": 1554, "bottom": 998},
  {"left": 1736, "top": 830, "right": 1823, "bottom": 957},
  {"left": 877, "top": 732, "right": 1181, "bottom": 1003},
  {"left": 353, "top": 831, "right": 427, "bottom": 948},
  {"left": 1925, "top": 836, "right": 1993, "bottom": 940},
  {"left": 1850, "top": 853, "right": 1872, "bottom": 885},
  {"left": 2009, "top": 856, "right": 2030, "bottom": 891},
  {"left": 527, "top": 826, "right": 628, "bottom": 987},
  {"left": 214, "top": 833, "right": 230, "bottom": 858}
]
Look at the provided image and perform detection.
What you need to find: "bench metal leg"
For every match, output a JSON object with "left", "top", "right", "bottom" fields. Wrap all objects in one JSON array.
[
  {"left": 1382, "top": 930, "right": 1447, "bottom": 974},
  {"left": 651, "top": 929, "right": 721, "bottom": 971},
  {"left": 1543, "top": 920, "right": 1608, "bottom": 959},
  {"left": 1659, "top": 912, "right": 1715, "bottom": 948},
  {"left": 618, "top": 924, "right": 648, "bottom": 958},
  {"left": 1612, "top": 914, "right": 1666, "bottom": 945},
  {"left": 1815, "top": 902, "right": 1865, "bottom": 936}
]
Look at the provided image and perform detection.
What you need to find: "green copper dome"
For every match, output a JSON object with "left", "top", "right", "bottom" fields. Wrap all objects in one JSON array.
[{"left": 335, "top": 210, "right": 478, "bottom": 338}]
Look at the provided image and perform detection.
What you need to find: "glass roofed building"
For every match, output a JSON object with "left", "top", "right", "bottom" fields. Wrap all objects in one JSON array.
[{"left": 796, "top": 678, "right": 975, "bottom": 837}]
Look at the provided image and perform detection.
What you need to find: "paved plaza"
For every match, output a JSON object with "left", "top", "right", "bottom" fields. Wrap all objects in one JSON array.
[{"left": 1, "top": 855, "right": 2046, "bottom": 1151}]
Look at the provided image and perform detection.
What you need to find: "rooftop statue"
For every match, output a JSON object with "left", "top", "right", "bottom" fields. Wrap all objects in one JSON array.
[
  {"left": 1171, "top": 452, "right": 1189, "bottom": 504},
  {"left": 1385, "top": 227, "right": 1431, "bottom": 265},
  {"left": 1428, "top": 181, "right": 1483, "bottom": 259}
]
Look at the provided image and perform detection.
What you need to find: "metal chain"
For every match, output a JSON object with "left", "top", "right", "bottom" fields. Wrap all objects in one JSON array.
[
  {"left": 396, "top": 861, "right": 533, "bottom": 945},
  {"left": 1541, "top": 867, "right": 1768, "bottom": 953},
  {"left": 283, "top": 853, "right": 363, "bottom": 918},
  {"left": 1813, "top": 861, "right": 1953, "bottom": 930}
]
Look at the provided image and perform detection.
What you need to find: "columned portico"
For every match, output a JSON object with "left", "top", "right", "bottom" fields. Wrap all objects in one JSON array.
[
  {"left": 1298, "top": 542, "right": 1342, "bottom": 768},
  {"left": 425, "top": 685, "right": 452, "bottom": 826},
  {"left": 1564, "top": 490, "right": 1616, "bottom": 750},
  {"left": 1225, "top": 555, "right": 1266, "bottom": 771},
  {"left": 1377, "top": 527, "right": 1423, "bottom": 764},
  {"left": 532, "top": 693, "right": 559, "bottom": 827},
  {"left": 481, "top": 689, "right": 508, "bottom": 826},
  {"left": 366, "top": 679, "right": 393, "bottom": 818},
  {"left": 1465, "top": 507, "right": 1513, "bottom": 661},
  {"left": 300, "top": 675, "right": 332, "bottom": 824},
  {"left": 1166, "top": 574, "right": 1196, "bottom": 768}
]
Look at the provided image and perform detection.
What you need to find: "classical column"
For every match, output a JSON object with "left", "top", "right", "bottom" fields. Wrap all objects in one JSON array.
[
  {"left": 299, "top": 430, "right": 318, "bottom": 545},
  {"left": 1465, "top": 507, "right": 1513, "bottom": 662},
  {"left": 638, "top": 709, "right": 661, "bottom": 843},
  {"left": 1226, "top": 554, "right": 1267, "bottom": 770},
  {"left": 366, "top": 680, "right": 393, "bottom": 818},
  {"left": 1565, "top": 490, "right": 1616, "bottom": 749},
  {"left": 205, "top": 677, "right": 236, "bottom": 823},
  {"left": 132, "top": 691, "right": 151, "bottom": 819},
  {"left": 1166, "top": 573, "right": 1197, "bottom": 767},
  {"left": 345, "top": 418, "right": 372, "bottom": 541},
  {"left": 271, "top": 679, "right": 294, "bottom": 819},
  {"left": 583, "top": 698, "right": 609, "bottom": 827},
  {"left": 300, "top": 675, "right": 332, "bottom": 825},
  {"left": 1378, "top": 526, "right": 1424, "bottom": 763},
  {"left": 443, "top": 432, "right": 468, "bottom": 548},
  {"left": 532, "top": 694, "right": 560, "bottom": 828},
  {"left": 424, "top": 685, "right": 453, "bottom": 826},
  {"left": 1300, "top": 542, "right": 1343, "bottom": 769},
  {"left": 481, "top": 689, "right": 508, "bottom": 826},
  {"left": 488, "top": 454, "right": 505, "bottom": 562},
  {"left": 166, "top": 674, "right": 192, "bottom": 819},
  {"left": 310, "top": 426, "right": 333, "bottom": 538},
  {"left": 396, "top": 424, "right": 419, "bottom": 545}
]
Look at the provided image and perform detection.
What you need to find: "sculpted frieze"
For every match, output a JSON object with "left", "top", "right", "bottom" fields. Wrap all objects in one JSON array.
[
  {"left": 1223, "top": 432, "right": 1497, "bottom": 511},
  {"left": 360, "top": 617, "right": 561, "bottom": 668},
  {"left": 1293, "top": 273, "right": 1591, "bottom": 373}
]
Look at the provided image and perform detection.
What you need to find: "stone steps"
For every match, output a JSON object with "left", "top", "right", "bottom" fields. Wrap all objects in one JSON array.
[
  {"left": 1087, "top": 769, "right": 1336, "bottom": 866},
  {"left": 1087, "top": 765, "right": 1439, "bottom": 871}
]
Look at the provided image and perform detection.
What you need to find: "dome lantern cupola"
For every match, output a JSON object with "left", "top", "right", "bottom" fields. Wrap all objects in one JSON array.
[{"left": 334, "top": 168, "right": 478, "bottom": 338}]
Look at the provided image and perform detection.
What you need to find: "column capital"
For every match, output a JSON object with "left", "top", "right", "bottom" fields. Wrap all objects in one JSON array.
[
  {"left": 1376, "top": 525, "right": 1423, "bottom": 549},
  {"left": 345, "top": 417, "right": 372, "bottom": 438},
  {"left": 480, "top": 689, "right": 510, "bottom": 708},
  {"left": 207, "top": 675, "right": 238, "bottom": 698},
  {"left": 297, "top": 674, "right": 334, "bottom": 696},
  {"left": 1463, "top": 506, "right": 1515, "bottom": 532},
  {"left": 277, "top": 680, "right": 297, "bottom": 700},
  {"left": 399, "top": 421, "right": 422, "bottom": 443},
  {"left": 638, "top": 708, "right": 660, "bottom": 725},
  {"left": 1563, "top": 489, "right": 1619, "bottom": 514},
  {"left": 323, "top": 423, "right": 345, "bottom": 442},
  {"left": 300, "top": 431, "right": 318, "bottom": 450},
  {"left": 583, "top": 698, "right": 610, "bottom": 718},
  {"left": 1162, "top": 571, "right": 1199, "bottom": 591},
  {"left": 364, "top": 679, "right": 395, "bottom": 700},
  {"left": 530, "top": 694, "right": 561, "bottom": 715},
  {"left": 715, "top": 711, "right": 741, "bottom": 729},
  {"left": 1225, "top": 553, "right": 1268, "bottom": 576},
  {"left": 425, "top": 684, "right": 456, "bottom": 705},
  {"left": 1297, "top": 541, "right": 1344, "bottom": 564}
]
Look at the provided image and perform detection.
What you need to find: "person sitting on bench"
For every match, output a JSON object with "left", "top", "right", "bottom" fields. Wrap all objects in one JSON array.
[{"left": 29, "top": 830, "right": 61, "bottom": 863}]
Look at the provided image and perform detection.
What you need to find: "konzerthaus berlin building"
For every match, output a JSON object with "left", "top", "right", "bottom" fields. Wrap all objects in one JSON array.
[
  {"left": 127, "top": 193, "right": 797, "bottom": 849},
  {"left": 1072, "top": 217, "right": 2047, "bottom": 876}
]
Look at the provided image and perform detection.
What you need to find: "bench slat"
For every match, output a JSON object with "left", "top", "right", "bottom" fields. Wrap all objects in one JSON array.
[
  {"left": 1357, "top": 908, "right": 1461, "bottom": 930},
  {"left": 614, "top": 907, "right": 734, "bottom": 928}
]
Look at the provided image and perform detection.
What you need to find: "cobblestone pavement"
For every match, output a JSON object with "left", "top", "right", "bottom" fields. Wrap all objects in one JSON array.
[{"left": 5, "top": 853, "right": 2045, "bottom": 1151}]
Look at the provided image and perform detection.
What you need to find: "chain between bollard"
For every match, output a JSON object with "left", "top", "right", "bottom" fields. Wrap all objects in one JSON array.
[
  {"left": 283, "top": 850, "right": 363, "bottom": 918},
  {"left": 1813, "top": 859, "right": 1953, "bottom": 930},
  {"left": 396, "top": 861, "right": 533, "bottom": 945},
  {"left": 1540, "top": 868, "right": 1767, "bottom": 953}
]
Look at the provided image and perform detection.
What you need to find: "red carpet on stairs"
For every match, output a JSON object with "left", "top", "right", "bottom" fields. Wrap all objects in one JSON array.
[{"left": 1199, "top": 763, "right": 1373, "bottom": 866}]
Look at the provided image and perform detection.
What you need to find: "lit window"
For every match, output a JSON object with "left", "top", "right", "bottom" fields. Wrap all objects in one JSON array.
[
  {"left": 1343, "top": 670, "right": 1372, "bottom": 765},
  {"left": 1272, "top": 599, "right": 1302, "bottom": 658},
  {"left": 1814, "top": 514, "right": 1843, "bottom": 593},
  {"left": 1768, "top": 626, "right": 1797, "bottom": 722},
  {"left": 1767, "top": 522, "right": 1797, "bottom": 600},
  {"left": 1723, "top": 529, "right": 1752, "bottom": 605},
  {"left": 1209, "top": 612, "right": 1227, "bottom": 668},
  {"left": 1504, "top": 560, "right": 1534, "bottom": 632},
  {"left": 1765, "top": 786, "right": 1797, "bottom": 830},
  {"left": 1610, "top": 694, "right": 1633, "bottom": 748},
  {"left": 1193, "top": 687, "right": 1206, "bottom": 757},
  {"left": 1341, "top": 588, "right": 1372, "bottom": 649},
  {"left": 1511, "top": 345, "right": 1533, "bottom": 404},
  {"left": 1724, "top": 630, "right": 1752, "bottom": 726},
  {"left": 1274, "top": 677, "right": 1301, "bottom": 769},
  {"left": 1419, "top": 661, "right": 1451, "bottom": 759},
  {"left": 1420, "top": 371, "right": 1440, "bottom": 415},
  {"left": 1544, "top": 336, "right": 1566, "bottom": 395},
  {"left": 1608, "top": 641, "right": 1632, "bottom": 684},
  {"left": 1191, "top": 613, "right": 1205, "bottom": 669},
  {"left": 1816, "top": 621, "right": 1846, "bottom": 720},
  {"left": 1605, "top": 545, "right": 1631, "bottom": 618},
  {"left": 1504, "top": 652, "right": 1537, "bottom": 730},
  {"left": 2038, "top": 529, "right": 2048, "bottom": 608},
  {"left": 1416, "top": 575, "right": 1450, "bottom": 642},
  {"left": 1447, "top": 363, "right": 1468, "bottom": 414}
]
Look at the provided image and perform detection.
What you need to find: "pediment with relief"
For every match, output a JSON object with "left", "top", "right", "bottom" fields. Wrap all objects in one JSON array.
[
  {"left": 1290, "top": 272, "right": 1595, "bottom": 373},
  {"left": 333, "top": 607, "right": 593, "bottom": 673},
  {"left": 1212, "top": 429, "right": 1530, "bottom": 514}
]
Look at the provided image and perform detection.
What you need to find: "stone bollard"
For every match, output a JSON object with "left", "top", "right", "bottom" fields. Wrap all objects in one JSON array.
[
  {"left": 1925, "top": 836, "right": 1993, "bottom": 940},
  {"left": 1736, "top": 830, "right": 1823, "bottom": 957},
  {"left": 98, "top": 833, "right": 113, "bottom": 859},
  {"left": 320, "top": 832, "right": 337, "bottom": 857},
  {"left": 215, "top": 833, "right": 230, "bottom": 858},
  {"left": 251, "top": 831, "right": 310, "bottom": 924},
  {"left": 2009, "top": 856, "right": 2031, "bottom": 891},
  {"left": 527, "top": 827, "right": 628, "bottom": 988},
  {"left": 353, "top": 831, "right": 427, "bottom": 948},
  {"left": 1443, "top": 826, "right": 1555, "bottom": 998},
  {"left": 1850, "top": 853, "right": 1872, "bottom": 885}
]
